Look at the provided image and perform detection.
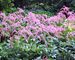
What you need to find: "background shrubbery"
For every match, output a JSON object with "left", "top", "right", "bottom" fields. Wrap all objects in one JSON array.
[
  {"left": 1, "top": 0, "right": 75, "bottom": 13},
  {"left": 0, "top": 0, "right": 16, "bottom": 13}
]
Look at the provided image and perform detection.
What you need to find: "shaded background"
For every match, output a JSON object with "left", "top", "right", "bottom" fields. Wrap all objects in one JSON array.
[{"left": 0, "top": 0, "right": 75, "bottom": 13}]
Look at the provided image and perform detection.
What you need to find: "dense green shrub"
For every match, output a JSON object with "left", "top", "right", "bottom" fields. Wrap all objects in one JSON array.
[
  {"left": 1, "top": 0, "right": 75, "bottom": 13},
  {"left": 13, "top": 0, "right": 75, "bottom": 12},
  {"left": 0, "top": 37, "right": 75, "bottom": 60},
  {"left": 0, "top": 0, "right": 16, "bottom": 13}
]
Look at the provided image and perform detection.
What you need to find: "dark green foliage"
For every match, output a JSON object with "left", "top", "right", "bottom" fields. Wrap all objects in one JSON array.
[
  {"left": 1, "top": 0, "right": 75, "bottom": 13},
  {"left": 13, "top": 0, "right": 75, "bottom": 13},
  {"left": 0, "top": 37, "right": 75, "bottom": 60},
  {"left": 0, "top": 0, "right": 16, "bottom": 13}
]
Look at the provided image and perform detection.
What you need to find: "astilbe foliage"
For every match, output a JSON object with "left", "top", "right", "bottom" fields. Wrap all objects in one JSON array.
[{"left": 0, "top": 6, "right": 75, "bottom": 43}]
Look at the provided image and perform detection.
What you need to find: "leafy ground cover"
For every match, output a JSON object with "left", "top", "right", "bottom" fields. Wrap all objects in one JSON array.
[{"left": 0, "top": 6, "right": 75, "bottom": 60}]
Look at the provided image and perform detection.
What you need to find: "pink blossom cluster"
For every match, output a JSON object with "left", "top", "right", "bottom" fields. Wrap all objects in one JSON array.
[{"left": 0, "top": 6, "right": 75, "bottom": 41}]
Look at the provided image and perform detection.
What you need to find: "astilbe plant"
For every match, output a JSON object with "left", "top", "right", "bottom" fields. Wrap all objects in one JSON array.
[
  {"left": 0, "top": 6, "right": 75, "bottom": 44},
  {"left": 0, "top": 6, "right": 75, "bottom": 60}
]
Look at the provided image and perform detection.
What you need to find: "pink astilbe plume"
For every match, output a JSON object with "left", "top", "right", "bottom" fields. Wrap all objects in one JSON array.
[{"left": 1, "top": 6, "right": 75, "bottom": 43}]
